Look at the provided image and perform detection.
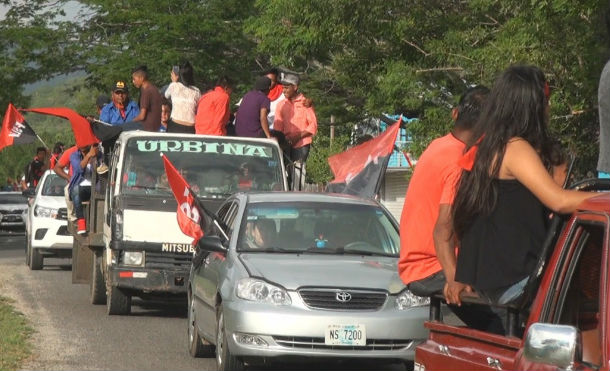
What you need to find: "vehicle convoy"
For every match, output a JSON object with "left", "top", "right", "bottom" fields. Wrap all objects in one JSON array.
[
  {"left": 415, "top": 179, "right": 610, "bottom": 371},
  {"left": 23, "top": 170, "right": 72, "bottom": 270},
  {"left": 0, "top": 191, "right": 27, "bottom": 233},
  {"left": 69, "top": 132, "right": 287, "bottom": 315},
  {"left": 188, "top": 192, "right": 433, "bottom": 371}
]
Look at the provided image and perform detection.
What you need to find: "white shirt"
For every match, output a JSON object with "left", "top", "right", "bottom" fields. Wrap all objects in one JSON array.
[{"left": 165, "top": 82, "right": 201, "bottom": 124}]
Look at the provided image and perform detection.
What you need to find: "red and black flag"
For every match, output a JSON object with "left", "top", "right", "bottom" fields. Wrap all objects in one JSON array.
[
  {"left": 0, "top": 103, "right": 38, "bottom": 152},
  {"left": 21, "top": 107, "right": 99, "bottom": 148},
  {"left": 162, "top": 154, "right": 226, "bottom": 244},
  {"left": 326, "top": 119, "right": 401, "bottom": 199}
]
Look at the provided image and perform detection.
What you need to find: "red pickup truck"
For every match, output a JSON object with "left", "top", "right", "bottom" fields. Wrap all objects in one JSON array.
[{"left": 415, "top": 179, "right": 609, "bottom": 371}]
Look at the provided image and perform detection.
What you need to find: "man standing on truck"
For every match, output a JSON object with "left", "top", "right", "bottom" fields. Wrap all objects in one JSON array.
[
  {"left": 398, "top": 86, "right": 505, "bottom": 332},
  {"left": 99, "top": 81, "right": 140, "bottom": 126},
  {"left": 131, "top": 65, "right": 162, "bottom": 132}
]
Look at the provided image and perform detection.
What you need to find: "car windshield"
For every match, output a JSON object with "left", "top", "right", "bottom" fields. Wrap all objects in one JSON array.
[
  {"left": 0, "top": 193, "right": 27, "bottom": 204},
  {"left": 237, "top": 202, "right": 399, "bottom": 256},
  {"left": 120, "top": 137, "right": 284, "bottom": 198},
  {"left": 41, "top": 174, "right": 67, "bottom": 196}
]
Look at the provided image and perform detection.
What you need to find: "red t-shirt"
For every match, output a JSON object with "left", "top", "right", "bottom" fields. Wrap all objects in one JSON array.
[
  {"left": 195, "top": 86, "right": 230, "bottom": 136},
  {"left": 398, "top": 134, "right": 465, "bottom": 285},
  {"left": 55, "top": 146, "right": 78, "bottom": 178}
]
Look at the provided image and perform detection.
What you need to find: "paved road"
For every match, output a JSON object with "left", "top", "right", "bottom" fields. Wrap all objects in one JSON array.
[{"left": 0, "top": 234, "right": 405, "bottom": 371}]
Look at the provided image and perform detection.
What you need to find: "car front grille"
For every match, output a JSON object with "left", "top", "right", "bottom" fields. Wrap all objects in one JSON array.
[
  {"left": 298, "top": 289, "right": 387, "bottom": 310},
  {"left": 144, "top": 251, "right": 192, "bottom": 270},
  {"left": 56, "top": 208, "right": 68, "bottom": 221},
  {"left": 0, "top": 209, "right": 24, "bottom": 215},
  {"left": 273, "top": 336, "right": 413, "bottom": 351}
]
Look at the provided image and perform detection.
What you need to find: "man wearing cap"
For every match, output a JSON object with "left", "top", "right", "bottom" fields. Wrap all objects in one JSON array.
[
  {"left": 100, "top": 81, "right": 140, "bottom": 126},
  {"left": 274, "top": 73, "right": 318, "bottom": 189}
]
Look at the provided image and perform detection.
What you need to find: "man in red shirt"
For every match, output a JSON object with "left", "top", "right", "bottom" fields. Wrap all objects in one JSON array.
[
  {"left": 274, "top": 73, "right": 317, "bottom": 190},
  {"left": 195, "top": 76, "right": 233, "bottom": 136},
  {"left": 54, "top": 145, "right": 78, "bottom": 222},
  {"left": 399, "top": 86, "right": 489, "bottom": 303}
]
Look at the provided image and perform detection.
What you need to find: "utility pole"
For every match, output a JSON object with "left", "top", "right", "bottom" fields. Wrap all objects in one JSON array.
[{"left": 330, "top": 115, "right": 335, "bottom": 147}]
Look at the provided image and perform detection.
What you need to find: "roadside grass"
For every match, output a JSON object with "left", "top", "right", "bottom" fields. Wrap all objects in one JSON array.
[{"left": 0, "top": 296, "right": 32, "bottom": 371}]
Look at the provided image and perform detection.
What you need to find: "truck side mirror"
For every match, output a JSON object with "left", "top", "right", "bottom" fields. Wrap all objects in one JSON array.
[
  {"left": 22, "top": 187, "right": 36, "bottom": 198},
  {"left": 523, "top": 323, "right": 578, "bottom": 369},
  {"left": 197, "top": 235, "right": 227, "bottom": 253}
]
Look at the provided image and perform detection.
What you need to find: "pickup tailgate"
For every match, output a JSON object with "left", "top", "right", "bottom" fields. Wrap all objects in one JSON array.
[{"left": 416, "top": 321, "right": 521, "bottom": 371}]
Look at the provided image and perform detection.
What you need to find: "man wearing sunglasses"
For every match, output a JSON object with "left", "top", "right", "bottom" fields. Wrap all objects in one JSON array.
[{"left": 99, "top": 80, "right": 140, "bottom": 126}]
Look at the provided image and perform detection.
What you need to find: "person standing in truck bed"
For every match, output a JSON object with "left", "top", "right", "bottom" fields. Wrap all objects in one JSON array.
[{"left": 452, "top": 65, "right": 598, "bottom": 306}]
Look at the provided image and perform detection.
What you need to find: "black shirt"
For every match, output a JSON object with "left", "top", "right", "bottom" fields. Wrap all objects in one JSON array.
[{"left": 455, "top": 179, "right": 548, "bottom": 291}]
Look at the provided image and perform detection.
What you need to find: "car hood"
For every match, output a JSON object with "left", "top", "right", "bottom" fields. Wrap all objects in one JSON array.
[
  {"left": 239, "top": 253, "right": 405, "bottom": 294},
  {"left": 34, "top": 196, "right": 66, "bottom": 209}
]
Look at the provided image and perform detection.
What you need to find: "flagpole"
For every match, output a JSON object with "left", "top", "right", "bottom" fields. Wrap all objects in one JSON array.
[{"left": 35, "top": 134, "right": 49, "bottom": 149}]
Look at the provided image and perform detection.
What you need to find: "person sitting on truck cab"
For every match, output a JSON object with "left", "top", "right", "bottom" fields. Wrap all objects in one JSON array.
[
  {"left": 452, "top": 65, "right": 598, "bottom": 306},
  {"left": 69, "top": 143, "right": 102, "bottom": 234}
]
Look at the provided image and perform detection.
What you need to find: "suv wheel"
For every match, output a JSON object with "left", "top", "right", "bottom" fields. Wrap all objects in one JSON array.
[
  {"left": 216, "top": 304, "right": 243, "bottom": 371},
  {"left": 106, "top": 281, "right": 131, "bottom": 315},
  {"left": 24, "top": 234, "right": 30, "bottom": 266},
  {"left": 90, "top": 252, "right": 107, "bottom": 305},
  {"left": 28, "top": 243, "right": 43, "bottom": 270},
  {"left": 187, "top": 291, "right": 214, "bottom": 357}
]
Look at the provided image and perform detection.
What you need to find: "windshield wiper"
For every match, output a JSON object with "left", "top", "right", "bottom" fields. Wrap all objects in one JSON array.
[
  {"left": 239, "top": 246, "right": 295, "bottom": 253},
  {"left": 302, "top": 246, "right": 395, "bottom": 257},
  {"left": 341, "top": 249, "right": 396, "bottom": 257}
]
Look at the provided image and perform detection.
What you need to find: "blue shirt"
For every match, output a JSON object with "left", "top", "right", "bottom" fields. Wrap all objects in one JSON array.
[
  {"left": 100, "top": 101, "right": 140, "bottom": 126},
  {"left": 68, "top": 150, "right": 101, "bottom": 193}
]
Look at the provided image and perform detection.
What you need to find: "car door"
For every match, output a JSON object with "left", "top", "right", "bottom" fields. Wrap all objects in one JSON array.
[
  {"left": 195, "top": 199, "right": 240, "bottom": 339},
  {"left": 515, "top": 212, "right": 609, "bottom": 371}
]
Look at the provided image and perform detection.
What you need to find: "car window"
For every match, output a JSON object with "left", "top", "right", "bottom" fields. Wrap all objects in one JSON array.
[
  {"left": 41, "top": 174, "right": 67, "bottom": 196},
  {"left": 237, "top": 202, "right": 399, "bottom": 256},
  {"left": 0, "top": 193, "right": 27, "bottom": 204}
]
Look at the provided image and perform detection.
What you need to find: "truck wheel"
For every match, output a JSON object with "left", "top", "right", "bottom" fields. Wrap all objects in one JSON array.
[
  {"left": 29, "top": 246, "right": 43, "bottom": 270},
  {"left": 216, "top": 304, "right": 243, "bottom": 371},
  {"left": 188, "top": 291, "right": 214, "bottom": 357},
  {"left": 404, "top": 361, "right": 415, "bottom": 371},
  {"left": 90, "top": 253, "right": 107, "bottom": 305},
  {"left": 106, "top": 282, "right": 131, "bottom": 315}
]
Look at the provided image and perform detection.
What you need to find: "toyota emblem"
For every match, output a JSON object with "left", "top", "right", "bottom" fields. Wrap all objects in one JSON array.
[{"left": 335, "top": 291, "right": 352, "bottom": 302}]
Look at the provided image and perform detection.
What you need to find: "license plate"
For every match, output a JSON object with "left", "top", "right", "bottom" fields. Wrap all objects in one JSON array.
[{"left": 325, "top": 324, "right": 366, "bottom": 346}]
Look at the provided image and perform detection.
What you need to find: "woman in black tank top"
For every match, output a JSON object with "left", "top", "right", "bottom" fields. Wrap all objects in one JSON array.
[{"left": 452, "top": 65, "right": 597, "bottom": 304}]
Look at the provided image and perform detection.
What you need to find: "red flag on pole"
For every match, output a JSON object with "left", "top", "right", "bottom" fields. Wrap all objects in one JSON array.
[
  {"left": 161, "top": 154, "right": 204, "bottom": 244},
  {"left": 326, "top": 119, "right": 401, "bottom": 198},
  {"left": 0, "top": 103, "right": 38, "bottom": 152},
  {"left": 21, "top": 107, "right": 99, "bottom": 147}
]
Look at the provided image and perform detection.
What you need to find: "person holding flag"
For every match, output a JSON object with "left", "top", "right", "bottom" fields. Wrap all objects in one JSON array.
[{"left": 69, "top": 143, "right": 103, "bottom": 234}]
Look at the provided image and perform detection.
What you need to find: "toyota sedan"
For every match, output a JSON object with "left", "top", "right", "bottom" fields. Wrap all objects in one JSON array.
[{"left": 187, "top": 192, "right": 431, "bottom": 371}]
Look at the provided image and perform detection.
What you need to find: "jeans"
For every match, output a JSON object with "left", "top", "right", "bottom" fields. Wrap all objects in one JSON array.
[
  {"left": 288, "top": 145, "right": 310, "bottom": 191},
  {"left": 408, "top": 270, "right": 506, "bottom": 335},
  {"left": 70, "top": 185, "right": 91, "bottom": 220}
]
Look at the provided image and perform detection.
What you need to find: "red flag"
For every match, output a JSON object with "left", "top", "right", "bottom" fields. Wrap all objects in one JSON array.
[
  {"left": 21, "top": 107, "right": 98, "bottom": 148},
  {"left": 0, "top": 103, "right": 38, "bottom": 152},
  {"left": 162, "top": 154, "right": 204, "bottom": 243},
  {"left": 328, "top": 119, "right": 401, "bottom": 183}
]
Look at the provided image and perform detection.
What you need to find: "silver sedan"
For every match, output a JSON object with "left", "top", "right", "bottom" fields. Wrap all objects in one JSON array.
[{"left": 188, "top": 192, "right": 430, "bottom": 371}]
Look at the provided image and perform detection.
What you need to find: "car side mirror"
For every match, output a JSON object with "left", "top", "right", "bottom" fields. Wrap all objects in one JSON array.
[
  {"left": 523, "top": 323, "right": 578, "bottom": 369},
  {"left": 22, "top": 188, "right": 36, "bottom": 198},
  {"left": 197, "top": 235, "right": 227, "bottom": 253}
]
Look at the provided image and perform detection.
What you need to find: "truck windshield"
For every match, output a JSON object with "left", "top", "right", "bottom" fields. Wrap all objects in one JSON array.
[{"left": 121, "top": 137, "right": 284, "bottom": 198}]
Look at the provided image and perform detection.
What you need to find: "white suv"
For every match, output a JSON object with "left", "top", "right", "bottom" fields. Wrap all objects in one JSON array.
[{"left": 24, "top": 170, "right": 73, "bottom": 270}]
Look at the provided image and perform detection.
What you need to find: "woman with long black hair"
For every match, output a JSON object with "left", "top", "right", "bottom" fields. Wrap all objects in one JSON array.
[
  {"left": 164, "top": 61, "right": 201, "bottom": 133},
  {"left": 452, "top": 65, "right": 596, "bottom": 304}
]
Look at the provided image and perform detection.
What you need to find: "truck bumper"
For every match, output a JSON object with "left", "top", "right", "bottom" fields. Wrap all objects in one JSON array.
[{"left": 108, "top": 266, "right": 188, "bottom": 295}]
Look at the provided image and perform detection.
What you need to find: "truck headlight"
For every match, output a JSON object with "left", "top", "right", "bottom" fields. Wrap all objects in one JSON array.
[
  {"left": 123, "top": 251, "right": 144, "bottom": 266},
  {"left": 236, "top": 278, "right": 291, "bottom": 305},
  {"left": 34, "top": 205, "right": 58, "bottom": 218},
  {"left": 395, "top": 289, "right": 430, "bottom": 310}
]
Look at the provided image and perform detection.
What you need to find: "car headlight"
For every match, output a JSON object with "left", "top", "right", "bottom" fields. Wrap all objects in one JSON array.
[
  {"left": 123, "top": 251, "right": 144, "bottom": 266},
  {"left": 395, "top": 289, "right": 430, "bottom": 310},
  {"left": 34, "top": 205, "right": 58, "bottom": 218},
  {"left": 236, "top": 278, "right": 291, "bottom": 305}
]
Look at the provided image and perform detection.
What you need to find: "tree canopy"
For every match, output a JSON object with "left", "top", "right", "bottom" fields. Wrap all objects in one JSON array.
[{"left": 0, "top": 0, "right": 607, "bottom": 185}]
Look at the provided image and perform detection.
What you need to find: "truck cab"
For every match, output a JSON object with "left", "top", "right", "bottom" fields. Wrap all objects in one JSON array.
[
  {"left": 415, "top": 179, "right": 609, "bottom": 371},
  {"left": 70, "top": 132, "right": 287, "bottom": 315}
]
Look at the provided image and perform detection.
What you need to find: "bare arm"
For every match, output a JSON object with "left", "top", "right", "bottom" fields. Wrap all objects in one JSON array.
[
  {"left": 80, "top": 147, "right": 97, "bottom": 169},
  {"left": 132, "top": 107, "right": 147, "bottom": 122},
  {"left": 502, "top": 139, "right": 596, "bottom": 213},
  {"left": 259, "top": 107, "right": 271, "bottom": 138},
  {"left": 53, "top": 163, "right": 70, "bottom": 181},
  {"left": 433, "top": 204, "right": 471, "bottom": 305}
]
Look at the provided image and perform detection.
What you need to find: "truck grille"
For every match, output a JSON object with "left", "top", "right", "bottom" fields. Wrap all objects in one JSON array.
[
  {"left": 56, "top": 208, "right": 68, "bottom": 221},
  {"left": 273, "top": 336, "right": 412, "bottom": 351},
  {"left": 145, "top": 251, "right": 192, "bottom": 270},
  {"left": 0, "top": 209, "right": 23, "bottom": 215},
  {"left": 298, "top": 289, "right": 387, "bottom": 310}
]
